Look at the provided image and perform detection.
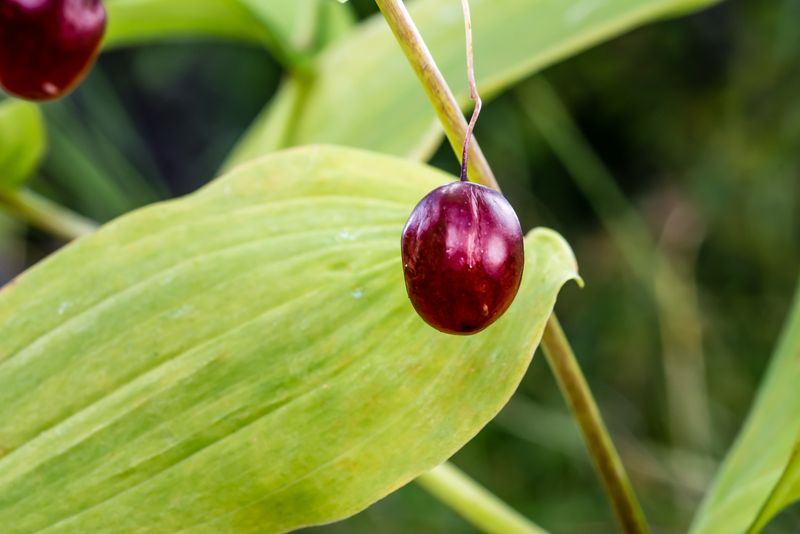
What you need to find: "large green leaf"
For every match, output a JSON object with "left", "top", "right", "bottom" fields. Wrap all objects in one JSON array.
[
  {"left": 0, "top": 145, "right": 577, "bottom": 533},
  {"left": 0, "top": 100, "right": 45, "bottom": 190},
  {"left": 227, "top": 0, "right": 720, "bottom": 167},
  {"left": 691, "top": 281, "right": 800, "bottom": 533}
]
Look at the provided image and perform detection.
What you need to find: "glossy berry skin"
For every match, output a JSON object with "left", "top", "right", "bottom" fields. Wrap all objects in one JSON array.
[
  {"left": 401, "top": 181, "right": 524, "bottom": 335},
  {"left": 0, "top": 0, "right": 106, "bottom": 100}
]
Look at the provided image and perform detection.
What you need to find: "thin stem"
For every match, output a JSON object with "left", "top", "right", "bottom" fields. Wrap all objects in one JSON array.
[
  {"left": 459, "top": 0, "right": 481, "bottom": 182},
  {"left": 0, "top": 188, "right": 98, "bottom": 241},
  {"left": 374, "top": 0, "right": 498, "bottom": 190},
  {"left": 417, "top": 462, "right": 548, "bottom": 534},
  {"left": 374, "top": 1, "right": 648, "bottom": 532},
  {"left": 541, "top": 316, "right": 650, "bottom": 533}
]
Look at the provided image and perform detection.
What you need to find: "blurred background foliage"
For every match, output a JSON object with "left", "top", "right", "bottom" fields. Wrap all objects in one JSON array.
[{"left": 0, "top": 0, "right": 798, "bottom": 532}]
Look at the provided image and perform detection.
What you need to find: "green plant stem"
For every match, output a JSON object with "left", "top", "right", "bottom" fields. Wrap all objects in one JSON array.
[
  {"left": 514, "top": 77, "right": 712, "bottom": 453},
  {"left": 372, "top": 0, "right": 498, "bottom": 190},
  {"left": 417, "top": 463, "right": 548, "bottom": 534},
  {"left": 541, "top": 316, "right": 650, "bottom": 533},
  {"left": 374, "top": 1, "right": 648, "bottom": 532},
  {"left": 0, "top": 188, "right": 98, "bottom": 241}
]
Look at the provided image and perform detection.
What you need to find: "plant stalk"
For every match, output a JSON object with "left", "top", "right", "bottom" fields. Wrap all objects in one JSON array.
[
  {"left": 417, "top": 463, "right": 548, "bottom": 534},
  {"left": 374, "top": 1, "right": 648, "bottom": 532},
  {"left": 373, "top": 0, "right": 498, "bottom": 190},
  {"left": 0, "top": 188, "right": 98, "bottom": 241},
  {"left": 540, "top": 316, "right": 650, "bottom": 533}
]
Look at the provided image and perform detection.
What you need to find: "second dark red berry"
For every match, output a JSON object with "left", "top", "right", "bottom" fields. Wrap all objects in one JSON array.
[{"left": 0, "top": 0, "right": 107, "bottom": 101}]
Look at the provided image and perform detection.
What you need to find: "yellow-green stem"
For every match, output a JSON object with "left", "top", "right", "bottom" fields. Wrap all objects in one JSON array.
[
  {"left": 541, "top": 316, "right": 650, "bottom": 533},
  {"left": 0, "top": 188, "right": 97, "bottom": 241},
  {"left": 374, "top": 1, "right": 648, "bottom": 532},
  {"left": 373, "top": 0, "right": 498, "bottom": 190},
  {"left": 417, "top": 463, "right": 548, "bottom": 534}
]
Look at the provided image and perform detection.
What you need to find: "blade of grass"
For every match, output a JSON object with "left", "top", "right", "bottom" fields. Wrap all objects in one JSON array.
[
  {"left": 514, "top": 77, "right": 713, "bottom": 453},
  {"left": 42, "top": 106, "right": 144, "bottom": 220}
]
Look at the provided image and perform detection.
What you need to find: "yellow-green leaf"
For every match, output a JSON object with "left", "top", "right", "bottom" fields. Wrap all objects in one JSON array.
[
  {"left": 749, "top": 439, "right": 800, "bottom": 532},
  {"left": 238, "top": 0, "right": 355, "bottom": 53},
  {"left": 691, "top": 282, "right": 800, "bottom": 533},
  {"left": 104, "top": 0, "right": 273, "bottom": 49},
  {"left": 103, "top": 0, "right": 354, "bottom": 67},
  {"left": 0, "top": 145, "right": 577, "bottom": 533},
  {"left": 0, "top": 100, "right": 45, "bottom": 190},
  {"left": 227, "top": 0, "right": 721, "bottom": 167}
]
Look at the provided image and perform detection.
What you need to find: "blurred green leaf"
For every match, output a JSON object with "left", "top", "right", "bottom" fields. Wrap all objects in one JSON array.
[
  {"left": 104, "top": 0, "right": 354, "bottom": 69},
  {"left": 227, "top": 0, "right": 722, "bottom": 167},
  {"left": 691, "top": 281, "right": 800, "bottom": 533},
  {"left": 104, "top": 0, "right": 272, "bottom": 48},
  {"left": 223, "top": 76, "right": 308, "bottom": 167},
  {"left": 749, "top": 439, "right": 800, "bottom": 532},
  {"left": 0, "top": 145, "right": 577, "bottom": 533},
  {"left": 0, "top": 100, "right": 45, "bottom": 190},
  {"left": 316, "top": 0, "right": 357, "bottom": 49},
  {"left": 239, "top": 0, "right": 355, "bottom": 53}
]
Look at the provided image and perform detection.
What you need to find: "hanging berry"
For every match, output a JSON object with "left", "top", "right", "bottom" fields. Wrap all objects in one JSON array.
[
  {"left": 401, "top": 0, "right": 524, "bottom": 334},
  {"left": 401, "top": 182, "right": 524, "bottom": 334}
]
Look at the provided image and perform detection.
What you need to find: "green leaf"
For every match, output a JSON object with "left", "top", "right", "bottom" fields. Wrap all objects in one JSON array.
[
  {"left": 690, "top": 281, "right": 800, "bottom": 533},
  {"left": 103, "top": 0, "right": 354, "bottom": 69},
  {"left": 0, "top": 145, "right": 577, "bottom": 533},
  {"left": 315, "top": 0, "right": 357, "bottom": 49},
  {"left": 104, "top": 0, "right": 273, "bottom": 49},
  {"left": 749, "top": 439, "right": 800, "bottom": 532},
  {"left": 0, "top": 100, "right": 45, "bottom": 190},
  {"left": 223, "top": 77, "right": 308, "bottom": 168},
  {"left": 239, "top": 0, "right": 355, "bottom": 53},
  {"left": 227, "top": 0, "right": 722, "bottom": 167}
]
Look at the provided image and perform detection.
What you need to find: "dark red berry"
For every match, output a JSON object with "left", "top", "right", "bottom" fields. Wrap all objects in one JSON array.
[
  {"left": 401, "top": 181, "right": 524, "bottom": 335},
  {"left": 0, "top": 0, "right": 106, "bottom": 100}
]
